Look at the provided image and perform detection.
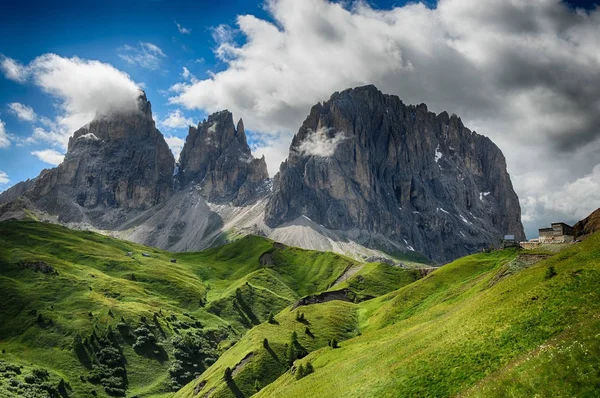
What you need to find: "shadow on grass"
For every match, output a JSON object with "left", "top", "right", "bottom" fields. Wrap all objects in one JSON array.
[
  {"left": 234, "top": 297, "right": 260, "bottom": 327},
  {"left": 153, "top": 319, "right": 167, "bottom": 339},
  {"left": 265, "top": 345, "right": 280, "bottom": 362},
  {"left": 226, "top": 379, "right": 245, "bottom": 398},
  {"left": 74, "top": 344, "right": 93, "bottom": 369},
  {"left": 133, "top": 343, "right": 169, "bottom": 363}
]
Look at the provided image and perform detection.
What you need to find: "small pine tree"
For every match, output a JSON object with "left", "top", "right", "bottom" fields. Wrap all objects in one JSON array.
[
  {"left": 296, "top": 364, "right": 305, "bottom": 380},
  {"left": 254, "top": 379, "right": 261, "bottom": 392},
  {"left": 545, "top": 266, "right": 557, "bottom": 280},
  {"left": 287, "top": 343, "right": 297, "bottom": 366},
  {"left": 263, "top": 338, "right": 269, "bottom": 348},
  {"left": 224, "top": 367, "right": 232, "bottom": 382},
  {"left": 267, "top": 312, "right": 275, "bottom": 324},
  {"left": 305, "top": 361, "right": 314, "bottom": 374},
  {"left": 330, "top": 337, "right": 338, "bottom": 349},
  {"left": 299, "top": 313, "right": 305, "bottom": 322}
]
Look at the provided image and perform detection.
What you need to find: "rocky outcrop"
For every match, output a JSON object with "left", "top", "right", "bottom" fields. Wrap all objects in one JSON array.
[
  {"left": 265, "top": 85, "right": 525, "bottom": 263},
  {"left": 0, "top": 92, "right": 175, "bottom": 228},
  {"left": 177, "top": 111, "right": 269, "bottom": 205},
  {"left": 574, "top": 208, "right": 600, "bottom": 238}
]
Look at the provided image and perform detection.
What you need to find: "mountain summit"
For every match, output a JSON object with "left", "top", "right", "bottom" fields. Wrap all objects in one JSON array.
[
  {"left": 265, "top": 85, "right": 525, "bottom": 262},
  {"left": 0, "top": 91, "right": 175, "bottom": 228},
  {"left": 177, "top": 110, "right": 269, "bottom": 205}
]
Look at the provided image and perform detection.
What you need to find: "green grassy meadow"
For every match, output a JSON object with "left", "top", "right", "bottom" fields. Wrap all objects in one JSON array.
[{"left": 1, "top": 220, "right": 599, "bottom": 397}]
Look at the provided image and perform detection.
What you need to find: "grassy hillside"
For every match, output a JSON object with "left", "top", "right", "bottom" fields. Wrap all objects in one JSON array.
[
  {"left": 0, "top": 220, "right": 395, "bottom": 398},
  {"left": 244, "top": 235, "right": 600, "bottom": 397},
  {"left": 4, "top": 219, "right": 597, "bottom": 398}
]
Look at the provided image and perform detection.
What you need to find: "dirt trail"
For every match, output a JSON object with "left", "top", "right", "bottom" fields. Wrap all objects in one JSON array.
[
  {"left": 331, "top": 264, "right": 364, "bottom": 288},
  {"left": 231, "top": 352, "right": 254, "bottom": 377}
]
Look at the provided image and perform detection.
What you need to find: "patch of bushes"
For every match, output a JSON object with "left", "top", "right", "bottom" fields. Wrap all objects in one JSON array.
[
  {"left": 83, "top": 332, "right": 128, "bottom": 396},
  {"left": 168, "top": 332, "right": 219, "bottom": 390},
  {"left": 132, "top": 325, "right": 157, "bottom": 350},
  {"left": 295, "top": 361, "right": 314, "bottom": 380}
]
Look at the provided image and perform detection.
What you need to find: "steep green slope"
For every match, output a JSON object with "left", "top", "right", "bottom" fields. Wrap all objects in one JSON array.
[
  {"left": 172, "top": 263, "right": 425, "bottom": 398},
  {"left": 175, "top": 300, "right": 359, "bottom": 398},
  {"left": 245, "top": 235, "right": 600, "bottom": 397},
  {"left": 0, "top": 221, "right": 373, "bottom": 397}
]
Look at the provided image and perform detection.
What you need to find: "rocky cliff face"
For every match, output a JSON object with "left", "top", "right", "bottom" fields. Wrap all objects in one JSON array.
[
  {"left": 574, "top": 208, "right": 600, "bottom": 238},
  {"left": 177, "top": 110, "right": 269, "bottom": 205},
  {"left": 0, "top": 92, "right": 175, "bottom": 227},
  {"left": 265, "top": 85, "right": 525, "bottom": 263}
]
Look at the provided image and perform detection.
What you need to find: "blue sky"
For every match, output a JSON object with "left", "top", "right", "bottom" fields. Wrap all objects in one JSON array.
[{"left": 1, "top": 0, "right": 599, "bottom": 238}]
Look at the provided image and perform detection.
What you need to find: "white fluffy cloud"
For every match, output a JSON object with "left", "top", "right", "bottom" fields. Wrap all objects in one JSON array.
[
  {"left": 0, "top": 56, "right": 27, "bottom": 82},
  {"left": 31, "top": 149, "right": 65, "bottom": 166},
  {"left": 175, "top": 21, "right": 191, "bottom": 34},
  {"left": 8, "top": 102, "right": 36, "bottom": 121},
  {"left": 117, "top": 42, "right": 166, "bottom": 70},
  {"left": 297, "top": 128, "right": 346, "bottom": 157},
  {"left": 159, "top": 109, "right": 194, "bottom": 129},
  {"left": 250, "top": 132, "right": 293, "bottom": 177},
  {"left": 1, "top": 54, "right": 141, "bottom": 150},
  {"left": 0, "top": 170, "right": 9, "bottom": 185},
  {"left": 0, "top": 119, "right": 10, "bottom": 148},
  {"left": 164, "top": 135, "right": 186, "bottom": 160},
  {"left": 170, "top": 0, "right": 600, "bottom": 235}
]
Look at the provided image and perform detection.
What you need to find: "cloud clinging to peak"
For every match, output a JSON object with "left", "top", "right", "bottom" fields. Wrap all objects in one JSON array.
[
  {"left": 297, "top": 128, "right": 346, "bottom": 158},
  {"left": 1, "top": 54, "right": 141, "bottom": 153}
]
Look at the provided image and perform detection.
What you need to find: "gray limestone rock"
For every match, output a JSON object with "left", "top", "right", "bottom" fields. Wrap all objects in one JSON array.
[
  {"left": 265, "top": 85, "right": 525, "bottom": 263},
  {"left": 0, "top": 92, "right": 174, "bottom": 228},
  {"left": 177, "top": 110, "right": 269, "bottom": 205}
]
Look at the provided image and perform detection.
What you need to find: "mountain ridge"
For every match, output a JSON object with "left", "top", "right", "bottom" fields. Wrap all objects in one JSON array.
[{"left": 0, "top": 85, "right": 525, "bottom": 263}]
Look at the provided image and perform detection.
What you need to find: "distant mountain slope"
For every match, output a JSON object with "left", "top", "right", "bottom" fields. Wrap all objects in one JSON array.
[
  {"left": 574, "top": 207, "right": 600, "bottom": 238},
  {"left": 266, "top": 85, "right": 525, "bottom": 262},
  {"left": 175, "top": 234, "right": 600, "bottom": 398}
]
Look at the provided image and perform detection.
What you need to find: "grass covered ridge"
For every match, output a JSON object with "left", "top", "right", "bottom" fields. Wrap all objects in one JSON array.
[
  {"left": 0, "top": 220, "right": 396, "bottom": 397},
  {"left": 248, "top": 234, "right": 600, "bottom": 397}
]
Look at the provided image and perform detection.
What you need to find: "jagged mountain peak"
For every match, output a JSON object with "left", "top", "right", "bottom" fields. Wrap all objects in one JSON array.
[
  {"left": 178, "top": 109, "right": 269, "bottom": 205},
  {"left": 266, "top": 84, "right": 524, "bottom": 263},
  {"left": 1, "top": 91, "right": 174, "bottom": 228}
]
